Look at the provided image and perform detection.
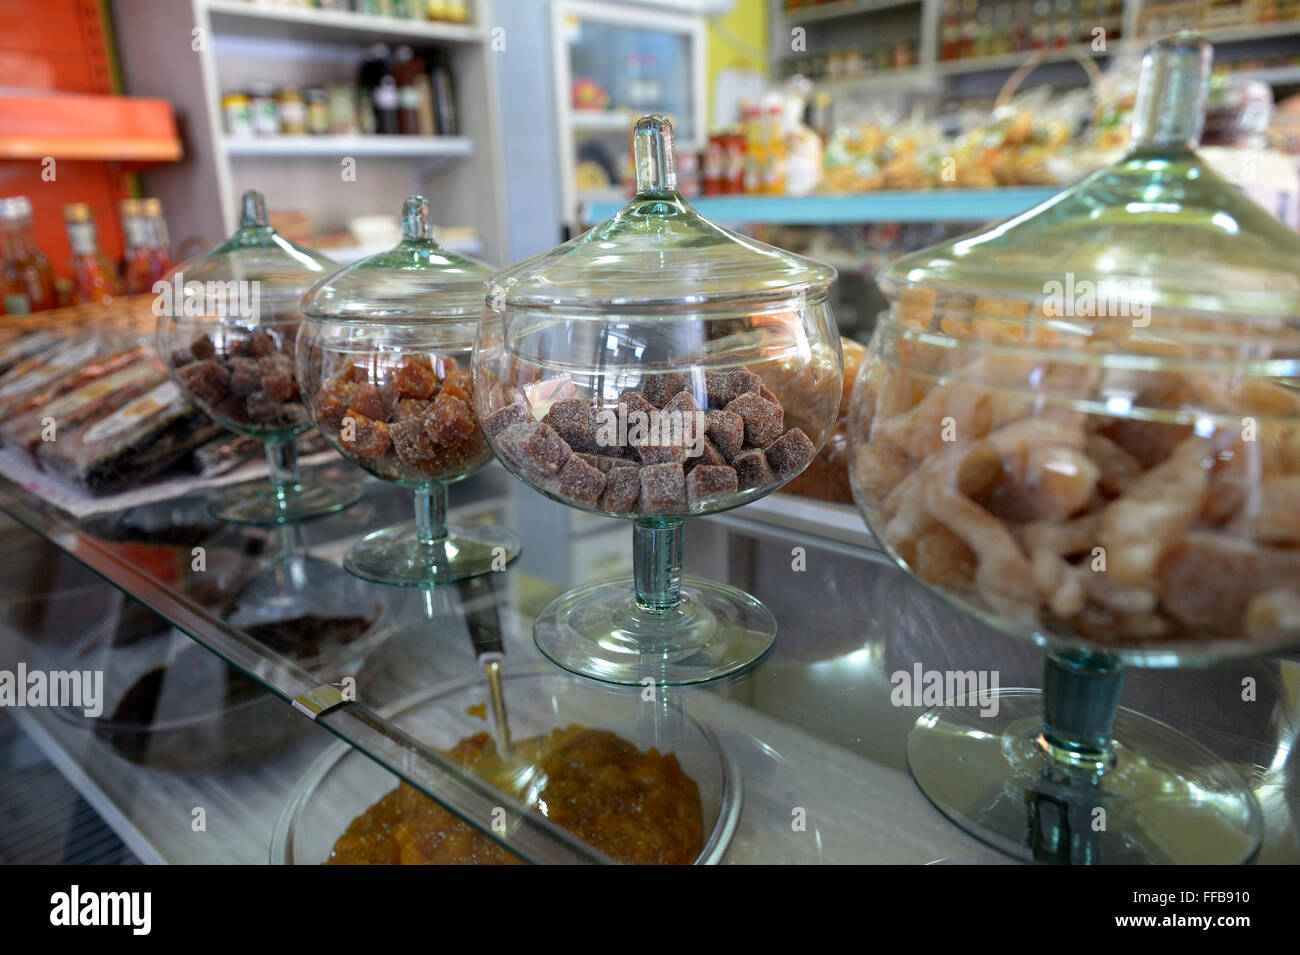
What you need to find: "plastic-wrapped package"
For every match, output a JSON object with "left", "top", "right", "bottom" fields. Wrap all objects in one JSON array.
[
  {"left": 0, "top": 338, "right": 149, "bottom": 420},
  {"left": 0, "top": 330, "right": 65, "bottom": 377},
  {"left": 37, "top": 379, "right": 223, "bottom": 494},
  {"left": 1, "top": 359, "right": 163, "bottom": 451}
]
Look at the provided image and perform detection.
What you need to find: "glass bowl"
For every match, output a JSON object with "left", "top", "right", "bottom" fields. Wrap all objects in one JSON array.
[
  {"left": 847, "top": 33, "right": 1299, "bottom": 863},
  {"left": 298, "top": 196, "right": 520, "bottom": 585},
  {"left": 156, "top": 189, "right": 361, "bottom": 525},
  {"left": 271, "top": 667, "right": 742, "bottom": 865},
  {"left": 473, "top": 115, "right": 842, "bottom": 686}
]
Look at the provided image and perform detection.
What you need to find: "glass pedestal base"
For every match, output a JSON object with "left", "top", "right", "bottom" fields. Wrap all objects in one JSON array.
[
  {"left": 208, "top": 479, "right": 361, "bottom": 526},
  {"left": 906, "top": 689, "right": 1263, "bottom": 864},
  {"left": 533, "top": 576, "right": 776, "bottom": 687},
  {"left": 343, "top": 521, "right": 521, "bottom": 586}
]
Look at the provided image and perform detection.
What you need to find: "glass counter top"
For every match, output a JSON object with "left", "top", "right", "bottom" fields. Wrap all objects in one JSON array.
[{"left": 1, "top": 458, "right": 1296, "bottom": 864}]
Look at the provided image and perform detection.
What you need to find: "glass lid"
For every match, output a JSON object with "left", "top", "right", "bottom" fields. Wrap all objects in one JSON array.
[
  {"left": 301, "top": 196, "right": 495, "bottom": 324},
  {"left": 489, "top": 115, "right": 836, "bottom": 314},
  {"left": 166, "top": 189, "right": 337, "bottom": 315},
  {"left": 881, "top": 32, "right": 1300, "bottom": 322}
]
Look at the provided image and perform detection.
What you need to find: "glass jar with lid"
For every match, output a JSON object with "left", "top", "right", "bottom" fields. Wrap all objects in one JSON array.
[
  {"left": 298, "top": 196, "right": 521, "bottom": 585},
  {"left": 474, "top": 115, "right": 843, "bottom": 686},
  {"left": 156, "top": 189, "right": 361, "bottom": 525},
  {"left": 847, "top": 33, "right": 1300, "bottom": 863}
]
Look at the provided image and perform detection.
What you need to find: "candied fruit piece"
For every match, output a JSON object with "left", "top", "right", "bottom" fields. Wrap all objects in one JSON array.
[
  {"left": 248, "top": 330, "right": 277, "bottom": 358},
  {"left": 483, "top": 401, "right": 534, "bottom": 437},
  {"left": 391, "top": 415, "right": 436, "bottom": 467},
  {"left": 636, "top": 441, "right": 686, "bottom": 466},
  {"left": 705, "top": 369, "right": 759, "bottom": 409},
  {"left": 440, "top": 369, "right": 473, "bottom": 406},
  {"left": 340, "top": 409, "right": 391, "bottom": 458},
  {"left": 732, "top": 448, "right": 775, "bottom": 490},
  {"left": 246, "top": 389, "right": 284, "bottom": 424},
  {"left": 435, "top": 355, "right": 459, "bottom": 377},
  {"left": 335, "top": 358, "right": 368, "bottom": 383},
  {"left": 687, "top": 465, "right": 738, "bottom": 506},
  {"left": 764, "top": 427, "right": 816, "bottom": 480},
  {"left": 395, "top": 397, "right": 432, "bottom": 421},
  {"left": 349, "top": 382, "right": 387, "bottom": 421},
  {"left": 426, "top": 392, "right": 477, "bottom": 445},
  {"left": 190, "top": 334, "right": 216, "bottom": 361},
  {"left": 599, "top": 466, "right": 640, "bottom": 512},
  {"left": 498, "top": 421, "right": 571, "bottom": 475},
  {"left": 725, "top": 392, "right": 784, "bottom": 447},
  {"left": 575, "top": 452, "right": 628, "bottom": 473},
  {"left": 639, "top": 462, "right": 685, "bottom": 514},
  {"left": 543, "top": 397, "right": 598, "bottom": 454},
  {"left": 685, "top": 438, "right": 726, "bottom": 472},
  {"left": 228, "top": 357, "right": 261, "bottom": 397},
  {"left": 553, "top": 453, "right": 607, "bottom": 507},
  {"left": 705, "top": 409, "right": 744, "bottom": 461},
  {"left": 391, "top": 355, "right": 438, "bottom": 400},
  {"left": 641, "top": 373, "right": 687, "bottom": 408}
]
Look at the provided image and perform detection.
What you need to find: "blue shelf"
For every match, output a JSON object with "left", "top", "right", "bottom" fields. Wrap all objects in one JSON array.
[{"left": 582, "top": 187, "right": 1061, "bottom": 225}]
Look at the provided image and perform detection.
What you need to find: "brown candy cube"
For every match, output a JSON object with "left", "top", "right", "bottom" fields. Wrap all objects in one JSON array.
[
  {"left": 732, "top": 448, "right": 775, "bottom": 490},
  {"left": 190, "top": 334, "right": 216, "bottom": 362},
  {"left": 543, "top": 397, "right": 598, "bottom": 453},
  {"left": 483, "top": 401, "right": 534, "bottom": 438},
  {"left": 247, "top": 330, "right": 277, "bottom": 358},
  {"left": 599, "top": 465, "right": 641, "bottom": 513},
  {"left": 498, "top": 421, "right": 571, "bottom": 475},
  {"left": 553, "top": 453, "right": 607, "bottom": 507},
  {"left": 765, "top": 427, "right": 816, "bottom": 480},
  {"left": 258, "top": 353, "right": 298, "bottom": 402},
  {"left": 705, "top": 409, "right": 744, "bottom": 461},
  {"left": 687, "top": 465, "right": 738, "bottom": 506},
  {"left": 426, "top": 392, "right": 477, "bottom": 446},
  {"left": 391, "top": 415, "right": 436, "bottom": 467},
  {"left": 227, "top": 357, "right": 261, "bottom": 398},
  {"left": 440, "top": 369, "right": 473, "bottom": 406},
  {"left": 705, "top": 369, "right": 760, "bottom": 409},
  {"left": 395, "top": 397, "right": 432, "bottom": 420},
  {"left": 349, "top": 381, "right": 387, "bottom": 422},
  {"left": 639, "top": 462, "right": 685, "bottom": 514},
  {"left": 575, "top": 452, "right": 629, "bottom": 473},
  {"left": 641, "top": 372, "right": 687, "bottom": 408},
  {"left": 725, "top": 391, "right": 784, "bottom": 447},
  {"left": 685, "top": 438, "right": 727, "bottom": 472},
  {"left": 177, "top": 359, "right": 229, "bottom": 406}
]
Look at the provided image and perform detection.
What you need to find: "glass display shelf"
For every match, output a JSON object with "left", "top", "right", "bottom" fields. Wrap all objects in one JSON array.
[{"left": 1, "top": 457, "right": 1297, "bottom": 865}]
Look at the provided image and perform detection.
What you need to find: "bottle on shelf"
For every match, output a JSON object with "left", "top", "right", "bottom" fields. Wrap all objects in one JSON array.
[
  {"left": 762, "top": 100, "right": 786, "bottom": 194},
  {"left": 741, "top": 103, "right": 764, "bottom": 193},
  {"left": 121, "top": 198, "right": 172, "bottom": 295},
  {"left": 0, "top": 196, "right": 57, "bottom": 315},
  {"left": 63, "top": 204, "right": 119, "bottom": 307}
]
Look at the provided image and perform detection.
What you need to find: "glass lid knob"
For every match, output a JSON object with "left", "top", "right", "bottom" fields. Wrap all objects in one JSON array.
[
  {"left": 240, "top": 189, "right": 269, "bottom": 229},
  {"left": 633, "top": 114, "right": 677, "bottom": 196},
  {"left": 401, "top": 195, "right": 435, "bottom": 243},
  {"left": 1131, "top": 31, "right": 1212, "bottom": 150}
]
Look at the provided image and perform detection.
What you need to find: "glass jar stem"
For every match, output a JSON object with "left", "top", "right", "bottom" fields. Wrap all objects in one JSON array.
[
  {"left": 264, "top": 438, "right": 301, "bottom": 508},
  {"left": 1037, "top": 647, "right": 1124, "bottom": 779},
  {"left": 413, "top": 483, "right": 448, "bottom": 548},
  {"left": 633, "top": 519, "right": 684, "bottom": 614}
]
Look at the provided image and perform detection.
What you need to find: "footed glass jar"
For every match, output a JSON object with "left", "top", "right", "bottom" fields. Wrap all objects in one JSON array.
[
  {"left": 474, "top": 115, "right": 842, "bottom": 686},
  {"left": 157, "top": 190, "right": 361, "bottom": 524},
  {"left": 299, "top": 196, "right": 521, "bottom": 585},
  {"left": 848, "top": 33, "right": 1300, "bottom": 863}
]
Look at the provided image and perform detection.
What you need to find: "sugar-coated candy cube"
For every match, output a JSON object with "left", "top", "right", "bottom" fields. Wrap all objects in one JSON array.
[
  {"left": 685, "top": 439, "right": 726, "bottom": 472},
  {"left": 759, "top": 384, "right": 780, "bottom": 406},
  {"left": 391, "top": 415, "right": 435, "bottom": 467},
  {"left": 543, "top": 397, "right": 598, "bottom": 453},
  {"left": 661, "top": 389, "right": 701, "bottom": 417},
  {"left": 426, "top": 392, "right": 477, "bottom": 445},
  {"left": 258, "top": 353, "right": 298, "bottom": 402},
  {"left": 440, "top": 369, "right": 473, "bottom": 406},
  {"left": 687, "top": 465, "right": 738, "bottom": 506},
  {"left": 499, "top": 421, "right": 571, "bottom": 474},
  {"left": 227, "top": 357, "right": 261, "bottom": 397},
  {"left": 390, "top": 355, "right": 438, "bottom": 400},
  {"left": 599, "top": 466, "right": 641, "bottom": 513},
  {"left": 245, "top": 389, "right": 283, "bottom": 424},
  {"left": 641, "top": 372, "right": 687, "bottom": 409},
  {"left": 483, "top": 401, "right": 534, "bottom": 437},
  {"left": 732, "top": 448, "right": 775, "bottom": 490},
  {"left": 705, "top": 409, "right": 744, "bottom": 461},
  {"left": 177, "top": 359, "right": 229, "bottom": 405},
  {"left": 553, "top": 453, "right": 607, "bottom": 507},
  {"left": 190, "top": 334, "right": 216, "bottom": 361},
  {"left": 725, "top": 392, "right": 784, "bottom": 447},
  {"left": 639, "top": 462, "right": 685, "bottom": 514},
  {"left": 340, "top": 409, "right": 391, "bottom": 458},
  {"left": 395, "top": 397, "right": 431, "bottom": 420},
  {"left": 636, "top": 441, "right": 686, "bottom": 466},
  {"left": 705, "top": 369, "right": 759, "bottom": 409},
  {"left": 765, "top": 427, "right": 816, "bottom": 480},
  {"left": 575, "top": 452, "right": 630, "bottom": 473}
]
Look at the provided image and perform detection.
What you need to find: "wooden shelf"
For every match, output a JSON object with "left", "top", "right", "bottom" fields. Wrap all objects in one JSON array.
[
  {"left": 204, "top": 0, "right": 483, "bottom": 45},
  {"left": 0, "top": 92, "right": 181, "bottom": 162}
]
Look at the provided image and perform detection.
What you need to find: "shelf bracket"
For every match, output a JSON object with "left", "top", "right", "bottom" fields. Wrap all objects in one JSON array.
[{"left": 291, "top": 683, "right": 347, "bottom": 721}]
